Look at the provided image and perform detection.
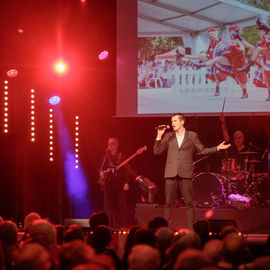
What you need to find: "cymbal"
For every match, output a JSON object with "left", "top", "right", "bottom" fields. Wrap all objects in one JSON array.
[
  {"left": 239, "top": 151, "right": 259, "bottom": 155},
  {"left": 247, "top": 159, "right": 262, "bottom": 163}
]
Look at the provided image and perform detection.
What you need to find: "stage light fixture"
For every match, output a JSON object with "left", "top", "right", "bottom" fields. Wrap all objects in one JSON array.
[
  {"left": 74, "top": 115, "right": 80, "bottom": 168},
  {"left": 7, "top": 69, "right": 18, "bottom": 78},
  {"left": 49, "top": 108, "right": 54, "bottom": 162},
  {"left": 54, "top": 60, "right": 67, "bottom": 75},
  {"left": 98, "top": 50, "right": 109, "bottom": 60},
  {"left": 3, "top": 81, "right": 9, "bottom": 133},
  {"left": 49, "top": 96, "right": 61, "bottom": 106},
  {"left": 29, "top": 89, "right": 36, "bottom": 142}
]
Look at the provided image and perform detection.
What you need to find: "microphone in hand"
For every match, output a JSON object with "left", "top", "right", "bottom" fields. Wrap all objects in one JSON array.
[{"left": 155, "top": 125, "right": 170, "bottom": 130}]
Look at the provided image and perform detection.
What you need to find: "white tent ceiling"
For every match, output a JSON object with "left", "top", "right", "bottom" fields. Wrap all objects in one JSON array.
[{"left": 138, "top": 0, "right": 270, "bottom": 37}]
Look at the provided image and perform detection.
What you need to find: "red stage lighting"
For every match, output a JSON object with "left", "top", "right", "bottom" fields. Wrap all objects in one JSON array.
[
  {"left": 54, "top": 60, "right": 68, "bottom": 75},
  {"left": 98, "top": 50, "right": 109, "bottom": 60}
]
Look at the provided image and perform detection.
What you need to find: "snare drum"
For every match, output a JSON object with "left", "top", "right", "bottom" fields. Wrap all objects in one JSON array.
[{"left": 193, "top": 173, "right": 225, "bottom": 208}]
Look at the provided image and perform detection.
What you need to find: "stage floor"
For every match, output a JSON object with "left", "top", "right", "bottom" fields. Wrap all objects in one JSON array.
[{"left": 135, "top": 203, "right": 270, "bottom": 234}]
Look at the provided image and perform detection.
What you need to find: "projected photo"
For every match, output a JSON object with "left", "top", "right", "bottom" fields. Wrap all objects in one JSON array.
[{"left": 137, "top": 0, "right": 270, "bottom": 115}]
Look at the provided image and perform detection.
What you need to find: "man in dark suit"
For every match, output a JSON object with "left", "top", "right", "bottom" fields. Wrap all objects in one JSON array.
[{"left": 154, "top": 113, "right": 230, "bottom": 229}]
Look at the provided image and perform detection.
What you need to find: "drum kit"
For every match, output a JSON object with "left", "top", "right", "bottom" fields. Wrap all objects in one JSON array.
[{"left": 193, "top": 151, "right": 268, "bottom": 209}]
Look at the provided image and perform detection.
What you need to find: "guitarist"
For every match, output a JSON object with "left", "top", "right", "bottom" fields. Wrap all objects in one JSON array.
[{"left": 98, "top": 137, "right": 132, "bottom": 228}]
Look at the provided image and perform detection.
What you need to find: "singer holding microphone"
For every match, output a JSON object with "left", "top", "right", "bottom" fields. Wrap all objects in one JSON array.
[{"left": 154, "top": 113, "right": 231, "bottom": 229}]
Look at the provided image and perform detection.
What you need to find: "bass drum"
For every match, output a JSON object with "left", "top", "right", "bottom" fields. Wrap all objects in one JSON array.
[{"left": 193, "top": 173, "right": 225, "bottom": 208}]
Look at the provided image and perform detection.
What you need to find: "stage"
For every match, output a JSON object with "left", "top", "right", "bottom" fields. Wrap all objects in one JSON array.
[{"left": 135, "top": 203, "right": 270, "bottom": 234}]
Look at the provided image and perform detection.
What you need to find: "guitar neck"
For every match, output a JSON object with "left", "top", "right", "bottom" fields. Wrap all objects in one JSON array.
[{"left": 116, "top": 152, "right": 138, "bottom": 171}]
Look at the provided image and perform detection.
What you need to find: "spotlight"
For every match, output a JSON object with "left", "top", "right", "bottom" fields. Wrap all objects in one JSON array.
[
  {"left": 98, "top": 50, "right": 109, "bottom": 60},
  {"left": 54, "top": 60, "right": 67, "bottom": 74},
  {"left": 7, "top": 69, "right": 18, "bottom": 78},
  {"left": 49, "top": 96, "right": 61, "bottom": 106}
]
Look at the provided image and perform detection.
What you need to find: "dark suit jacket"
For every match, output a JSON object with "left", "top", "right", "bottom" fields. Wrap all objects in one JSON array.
[{"left": 154, "top": 130, "right": 218, "bottom": 179}]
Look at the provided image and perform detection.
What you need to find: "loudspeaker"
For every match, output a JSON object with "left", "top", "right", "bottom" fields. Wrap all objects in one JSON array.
[{"left": 208, "top": 219, "right": 238, "bottom": 234}]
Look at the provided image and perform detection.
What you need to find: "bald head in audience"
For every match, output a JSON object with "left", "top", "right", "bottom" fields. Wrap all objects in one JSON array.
[{"left": 29, "top": 219, "right": 56, "bottom": 250}]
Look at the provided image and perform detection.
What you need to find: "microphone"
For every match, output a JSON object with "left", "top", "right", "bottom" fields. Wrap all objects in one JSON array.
[{"left": 155, "top": 125, "right": 170, "bottom": 130}]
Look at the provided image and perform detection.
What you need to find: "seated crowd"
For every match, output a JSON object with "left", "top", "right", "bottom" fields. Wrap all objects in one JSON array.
[{"left": 0, "top": 212, "right": 270, "bottom": 270}]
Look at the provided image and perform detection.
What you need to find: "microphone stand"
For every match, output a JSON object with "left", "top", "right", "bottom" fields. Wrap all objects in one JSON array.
[{"left": 99, "top": 151, "right": 109, "bottom": 173}]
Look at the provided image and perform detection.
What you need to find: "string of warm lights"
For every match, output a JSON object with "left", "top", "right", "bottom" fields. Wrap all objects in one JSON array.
[
  {"left": 75, "top": 115, "right": 79, "bottom": 168},
  {"left": 49, "top": 108, "right": 54, "bottom": 162},
  {"left": 30, "top": 89, "right": 35, "bottom": 142},
  {"left": 3, "top": 81, "right": 9, "bottom": 134}
]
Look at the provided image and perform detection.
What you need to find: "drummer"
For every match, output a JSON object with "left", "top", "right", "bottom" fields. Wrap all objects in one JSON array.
[
  {"left": 220, "top": 114, "right": 250, "bottom": 172},
  {"left": 228, "top": 130, "right": 250, "bottom": 171}
]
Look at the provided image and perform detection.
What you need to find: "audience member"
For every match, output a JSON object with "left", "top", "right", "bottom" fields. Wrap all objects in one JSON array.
[
  {"left": 64, "top": 224, "right": 85, "bottom": 243},
  {"left": 23, "top": 212, "right": 41, "bottom": 240},
  {"left": 0, "top": 217, "right": 4, "bottom": 225},
  {"left": 29, "top": 219, "right": 59, "bottom": 269},
  {"left": 0, "top": 220, "right": 18, "bottom": 270},
  {"left": 155, "top": 227, "right": 174, "bottom": 266},
  {"left": 163, "top": 231, "right": 201, "bottom": 270},
  {"left": 91, "top": 225, "right": 121, "bottom": 270},
  {"left": 173, "top": 248, "right": 210, "bottom": 270},
  {"left": 252, "top": 255, "right": 270, "bottom": 270},
  {"left": 72, "top": 263, "right": 108, "bottom": 270},
  {"left": 122, "top": 225, "right": 142, "bottom": 270},
  {"left": 203, "top": 239, "right": 223, "bottom": 266},
  {"left": 89, "top": 211, "right": 109, "bottom": 232},
  {"left": 13, "top": 243, "right": 51, "bottom": 270},
  {"left": 148, "top": 217, "right": 168, "bottom": 233},
  {"left": 220, "top": 225, "right": 240, "bottom": 240},
  {"left": 128, "top": 244, "right": 160, "bottom": 270},
  {"left": 58, "top": 240, "right": 94, "bottom": 270},
  {"left": 192, "top": 219, "right": 211, "bottom": 247},
  {"left": 218, "top": 233, "right": 250, "bottom": 269},
  {"left": 133, "top": 227, "right": 156, "bottom": 247}
]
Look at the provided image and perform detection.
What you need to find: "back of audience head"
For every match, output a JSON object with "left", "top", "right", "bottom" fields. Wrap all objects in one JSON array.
[
  {"left": 133, "top": 227, "right": 156, "bottom": 247},
  {"left": 29, "top": 219, "right": 56, "bottom": 250},
  {"left": 203, "top": 239, "right": 223, "bottom": 266},
  {"left": 0, "top": 217, "right": 4, "bottom": 225},
  {"left": 58, "top": 239, "right": 94, "bottom": 270},
  {"left": 155, "top": 227, "right": 174, "bottom": 253},
  {"left": 24, "top": 212, "right": 41, "bottom": 234},
  {"left": 168, "top": 231, "right": 201, "bottom": 262},
  {"left": 128, "top": 244, "right": 160, "bottom": 270},
  {"left": 91, "top": 225, "right": 112, "bottom": 251},
  {"left": 13, "top": 243, "right": 51, "bottom": 270},
  {"left": 173, "top": 248, "right": 209, "bottom": 270},
  {"left": 252, "top": 255, "right": 270, "bottom": 270},
  {"left": 220, "top": 225, "right": 239, "bottom": 240},
  {"left": 64, "top": 224, "right": 85, "bottom": 243},
  {"left": 192, "top": 219, "right": 210, "bottom": 240},
  {"left": 148, "top": 217, "right": 168, "bottom": 233},
  {"left": 72, "top": 262, "right": 109, "bottom": 270},
  {"left": 124, "top": 225, "right": 141, "bottom": 251},
  {"left": 222, "top": 233, "right": 247, "bottom": 267},
  {"left": 0, "top": 220, "right": 18, "bottom": 247},
  {"left": 89, "top": 211, "right": 109, "bottom": 232}
]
